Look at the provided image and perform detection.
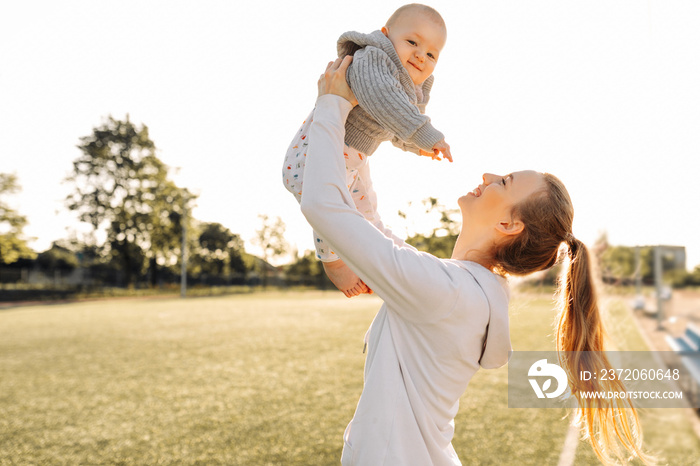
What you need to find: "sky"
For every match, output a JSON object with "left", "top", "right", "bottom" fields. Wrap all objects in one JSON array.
[{"left": 1, "top": 0, "right": 699, "bottom": 271}]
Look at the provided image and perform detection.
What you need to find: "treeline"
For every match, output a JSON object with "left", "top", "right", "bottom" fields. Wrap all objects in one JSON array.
[
  {"left": 1, "top": 116, "right": 698, "bottom": 294},
  {"left": 0, "top": 116, "right": 266, "bottom": 291},
  {"left": 1, "top": 222, "right": 250, "bottom": 288}
]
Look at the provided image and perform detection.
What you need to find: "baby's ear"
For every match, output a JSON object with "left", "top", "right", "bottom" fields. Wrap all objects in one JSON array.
[{"left": 381, "top": 26, "right": 389, "bottom": 37}]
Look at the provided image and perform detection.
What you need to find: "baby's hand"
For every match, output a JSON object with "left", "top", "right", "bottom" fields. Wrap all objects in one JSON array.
[
  {"left": 433, "top": 140, "right": 452, "bottom": 162},
  {"left": 419, "top": 140, "right": 452, "bottom": 162},
  {"left": 419, "top": 148, "right": 441, "bottom": 160}
]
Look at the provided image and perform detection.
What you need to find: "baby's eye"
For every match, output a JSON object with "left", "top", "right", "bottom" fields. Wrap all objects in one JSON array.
[
  {"left": 407, "top": 40, "right": 417, "bottom": 46},
  {"left": 427, "top": 52, "right": 436, "bottom": 59}
]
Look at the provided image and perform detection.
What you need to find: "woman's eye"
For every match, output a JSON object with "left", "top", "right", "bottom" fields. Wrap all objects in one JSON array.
[{"left": 501, "top": 178, "right": 506, "bottom": 186}]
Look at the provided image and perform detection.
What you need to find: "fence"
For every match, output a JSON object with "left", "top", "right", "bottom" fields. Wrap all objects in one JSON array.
[{"left": 0, "top": 266, "right": 332, "bottom": 302}]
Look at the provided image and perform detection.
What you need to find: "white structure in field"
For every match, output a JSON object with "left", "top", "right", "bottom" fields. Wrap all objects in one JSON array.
[{"left": 634, "top": 245, "right": 686, "bottom": 329}]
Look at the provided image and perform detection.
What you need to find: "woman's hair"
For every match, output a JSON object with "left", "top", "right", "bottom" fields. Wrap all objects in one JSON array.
[{"left": 494, "top": 174, "right": 653, "bottom": 465}]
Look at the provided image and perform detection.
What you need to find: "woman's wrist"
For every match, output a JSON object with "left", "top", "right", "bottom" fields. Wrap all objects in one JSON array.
[{"left": 315, "top": 94, "right": 354, "bottom": 124}]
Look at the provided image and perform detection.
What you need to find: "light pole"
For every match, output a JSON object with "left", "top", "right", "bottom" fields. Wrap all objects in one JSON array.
[{"left": 181, "top": 197, "right": 188, "bottom": 298}]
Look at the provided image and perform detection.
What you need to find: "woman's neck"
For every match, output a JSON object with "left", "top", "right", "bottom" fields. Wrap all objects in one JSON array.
[{"left": 451, "top": 230, "right": 495, "bottom": 269}]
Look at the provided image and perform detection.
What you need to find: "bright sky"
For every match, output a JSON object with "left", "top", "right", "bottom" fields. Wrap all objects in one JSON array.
[{"left": 1, "top": 0, "right": 698, "bottom": 270}]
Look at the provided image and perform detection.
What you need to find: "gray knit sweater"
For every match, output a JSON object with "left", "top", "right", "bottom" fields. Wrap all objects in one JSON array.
[{"left": 337, "top": 30, "right": 444, "bottom": 156}]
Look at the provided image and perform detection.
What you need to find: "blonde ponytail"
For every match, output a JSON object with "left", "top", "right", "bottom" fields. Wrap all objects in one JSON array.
[
  {"left": 494, "top": 174, "right": 653, "bottom": 464},
  {"left": 556, "top": 237, "right": 653, "bottom": 465}
]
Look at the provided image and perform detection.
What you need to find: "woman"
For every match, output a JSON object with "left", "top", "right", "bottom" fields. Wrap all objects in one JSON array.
[{"left": 300, "top": 57, "right": 650, "bottom": 466}]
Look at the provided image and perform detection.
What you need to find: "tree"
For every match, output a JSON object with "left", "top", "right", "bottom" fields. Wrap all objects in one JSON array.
[
  {"left": 599, "top": 245, "right": 638, "bottom": 283},
  {"left": 65, "top": 115, "right": 196, "bottom": 286},
  {"left": 690, "top": 265, "right": 700, "bottom": 286},
  {"left": 597, "top": 238, "right": 683, "bottom": 286},
  {"left": 192, "top": 222, "right": 247, "bottom": 282},
  {"left": 0, "top": 173, "right": 36, "bottom": 264},
  {"left": 285, "top": 249, "right": 329, "bottom": 288},
  {"left": 36, "top": 241, "right": 79, "bottom": 272},
  {"left": 404, "top": 197, "right": 460, "bottom": 259},
  {"left": 252, "top": 214, "right": 289, "bottom": 287}
]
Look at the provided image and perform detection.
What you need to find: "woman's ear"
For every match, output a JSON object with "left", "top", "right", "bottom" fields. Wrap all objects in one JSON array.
[{"left": 496, "top": 219, "right": 524, "bottom": 236}]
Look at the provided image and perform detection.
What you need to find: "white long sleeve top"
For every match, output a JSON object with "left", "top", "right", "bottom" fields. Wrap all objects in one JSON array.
[{"left": 300, "top": 95, "right": 513, "bottom": 466}]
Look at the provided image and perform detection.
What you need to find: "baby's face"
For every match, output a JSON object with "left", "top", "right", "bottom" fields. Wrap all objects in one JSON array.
[{"left": 382, "top": 12, "right": 446, "bottom": 86}]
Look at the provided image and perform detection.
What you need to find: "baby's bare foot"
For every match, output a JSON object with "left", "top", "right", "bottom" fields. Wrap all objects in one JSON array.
[{"left": 323, "top": 259, "right": 370, "bottom": 298}]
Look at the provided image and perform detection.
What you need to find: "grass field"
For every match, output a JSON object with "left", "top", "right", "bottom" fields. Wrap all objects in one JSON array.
[{"left": 1, "top": 290, "right": 699, "bottom": 465}]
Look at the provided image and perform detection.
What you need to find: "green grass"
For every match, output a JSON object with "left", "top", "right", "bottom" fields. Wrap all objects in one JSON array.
[{"left": 1, "top": 290, "right": 699, "bottom": 465}]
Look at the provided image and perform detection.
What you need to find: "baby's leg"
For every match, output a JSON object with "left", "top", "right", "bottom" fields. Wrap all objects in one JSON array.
[
  {"left": 313, "top": 145, "right": 378, "bottom": 296},
  {"left": 322, "top": 259, "right": 369, "bottom": 298},
  {"left": 282, "top": 111, "right": 314, "bottom": 201},
  {"left": 313, "top": 232, "right": 370, "bottom": 298},
  {"left": 285, "top": 117, "right": 369, "bottom": 297},
  {"left": 350, "top": 161, "right": 380, "bottom": 226},
  {"left": 344, "top": 160, "right": 382, "bottom": 295}
]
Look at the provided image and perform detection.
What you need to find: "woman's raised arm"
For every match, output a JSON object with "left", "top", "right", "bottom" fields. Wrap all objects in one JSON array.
[{"left": 300, "top": 58, "right": 462, "bottom": 322}]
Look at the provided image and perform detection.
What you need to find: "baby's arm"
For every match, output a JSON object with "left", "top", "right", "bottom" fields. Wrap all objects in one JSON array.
[
  {"left": 346, "top": 46, "right": 444, "bottom": 155},
  {"left": 392, "top": 137, "right": 452, "bottom": 162}
]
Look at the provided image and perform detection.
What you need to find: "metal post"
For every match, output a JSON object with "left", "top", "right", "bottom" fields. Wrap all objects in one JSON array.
[
  {"left": 631, "top": 246, "right": 645, "bottom": 312},
  {"left": 181, "top": 201, "right": 187, "bottom": 298},
  {"left": 635, "top": 246, "right": 641, "bottom": 296},
  {"left": 654, "top": 246, "right": 663, "bottom": 328}
]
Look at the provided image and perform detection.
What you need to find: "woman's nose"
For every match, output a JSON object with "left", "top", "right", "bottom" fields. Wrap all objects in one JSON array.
[{"left": 482, "top": 173, "right": 497, "bottom": 185}]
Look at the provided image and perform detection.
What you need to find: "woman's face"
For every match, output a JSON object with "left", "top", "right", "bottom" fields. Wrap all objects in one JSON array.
[{"left": 458, "top": 170, "right": 545, "bottom": 234}]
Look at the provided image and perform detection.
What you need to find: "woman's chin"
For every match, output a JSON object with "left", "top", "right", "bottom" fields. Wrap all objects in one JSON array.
[{"left": 457, "top": 194, "right": 473, "bottom": 210}]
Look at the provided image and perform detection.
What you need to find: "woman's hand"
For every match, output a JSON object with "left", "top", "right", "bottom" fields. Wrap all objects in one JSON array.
[{"left": 317, "top": 56, "right": 358, "bottom": 107}]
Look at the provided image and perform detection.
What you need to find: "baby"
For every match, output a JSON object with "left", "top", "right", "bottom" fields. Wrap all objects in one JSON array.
[{"left": 283, "top": 3, "right": 450, "bottom": 297}]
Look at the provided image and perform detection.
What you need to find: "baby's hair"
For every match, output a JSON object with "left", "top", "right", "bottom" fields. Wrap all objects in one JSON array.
[{"left": 386, "top": 3, "right": 446, "bottom": 31}]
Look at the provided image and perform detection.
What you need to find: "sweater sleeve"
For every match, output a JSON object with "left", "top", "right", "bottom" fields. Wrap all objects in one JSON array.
[
  {"left": 390, "top": 84, "right": 430, "bottom": 155},
  {"left": 389, "top": 86, "right": 430, "bottom": 155},
  {"left": 347, "top": 46, "right": 444, "bottom": 153},
  {"left": 301, "top": 95, "right": 458, "bottom": 322},
  {"left": 390, "top": 136, "right": 422, "bottom": 155}
]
